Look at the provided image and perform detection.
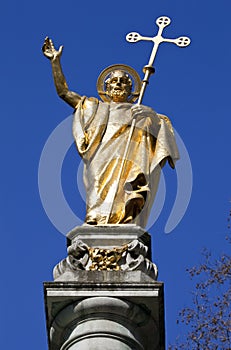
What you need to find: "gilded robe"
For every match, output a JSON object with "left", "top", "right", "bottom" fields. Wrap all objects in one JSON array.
[{"left": 73, "top": 97, "right": 179, "bottom": 227}]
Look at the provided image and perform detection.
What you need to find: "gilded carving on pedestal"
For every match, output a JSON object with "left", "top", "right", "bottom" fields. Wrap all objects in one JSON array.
[
  {"left": 53, "top": 237, "right": 158, "bottom": 280},
  {"left": 88, "top": 245, "right": 128, "bottom": 271}
]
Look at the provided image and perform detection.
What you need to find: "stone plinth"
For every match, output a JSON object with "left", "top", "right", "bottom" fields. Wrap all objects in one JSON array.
[
  {"left": 44, "top": 225, "right": 165, "bottom": 349},
  {"left": 67, "top": 224, "right": 152, "bottom": 259},
  {"left": 54, "top": 224, "right": 157, "bottom": 281},
  {"left": 44, "top": 272, "right": 165, "bottom": 350}
]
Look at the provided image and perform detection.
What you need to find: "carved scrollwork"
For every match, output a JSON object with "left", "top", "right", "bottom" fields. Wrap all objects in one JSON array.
[
  {"left": 53, "top": 238, "right": 157, "bottom": 280},
  {"left": 53, "top": 239, "right": 89, "bottom": 279},
  {"left": 121, "top": 240, "right": 158, "bottom": 279}
]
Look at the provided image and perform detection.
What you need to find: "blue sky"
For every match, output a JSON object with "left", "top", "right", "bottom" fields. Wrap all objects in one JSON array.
[{"left": 1, "top": 1, "right": 231, "bottom": 348}]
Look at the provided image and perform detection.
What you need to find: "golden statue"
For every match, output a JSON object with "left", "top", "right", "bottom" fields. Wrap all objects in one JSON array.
[{"left": 42, "top": 36, "right": 179, "bottom": 228}]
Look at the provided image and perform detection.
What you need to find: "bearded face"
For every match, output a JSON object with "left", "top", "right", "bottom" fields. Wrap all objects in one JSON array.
[{"left": 106, "top": 71, "right": 132, "bottom": 102}]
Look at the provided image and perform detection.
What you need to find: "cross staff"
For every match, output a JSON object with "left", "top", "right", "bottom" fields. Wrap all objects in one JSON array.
[
  {"left": 126, "top": 16, "right": 191, "bottom": 104},
  {"left": 105, "top": 17, "right": 190, "bottom": 224}
]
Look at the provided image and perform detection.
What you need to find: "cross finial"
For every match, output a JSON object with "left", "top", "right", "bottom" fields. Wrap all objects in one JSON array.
[{"left": 126, "top": 16, "right": 191, "bottom": 104}]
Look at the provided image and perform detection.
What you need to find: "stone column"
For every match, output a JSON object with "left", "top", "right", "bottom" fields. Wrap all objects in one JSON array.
[{"left": 44, "top": 225, "right": 165, "bottom": 350}]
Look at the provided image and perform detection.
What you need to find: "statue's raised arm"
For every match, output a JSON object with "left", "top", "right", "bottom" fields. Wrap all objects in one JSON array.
[{"left": 42, "top": 37, "right": 81, "bottom": 108}]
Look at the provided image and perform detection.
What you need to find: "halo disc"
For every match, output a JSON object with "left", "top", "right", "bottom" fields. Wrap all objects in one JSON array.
[{"left": 97, "top": 64, "right": 141, "bottom": 102}]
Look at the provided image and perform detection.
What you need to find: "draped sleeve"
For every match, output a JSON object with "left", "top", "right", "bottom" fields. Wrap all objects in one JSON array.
[
  {"left": 72, "top": 97, "right": 110, "bottom": 161},
  {"left": 150, "top": 113, "right": 180, "bottom": 172}
]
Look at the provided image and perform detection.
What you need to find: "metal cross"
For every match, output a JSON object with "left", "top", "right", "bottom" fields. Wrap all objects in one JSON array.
[{"left": 126, "top": 16, "right": 191, "bottom": 104}]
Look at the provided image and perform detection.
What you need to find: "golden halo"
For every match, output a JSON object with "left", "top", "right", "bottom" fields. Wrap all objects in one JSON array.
[{"left": 96, "top": 64, "right": 141, "bottom": 103}]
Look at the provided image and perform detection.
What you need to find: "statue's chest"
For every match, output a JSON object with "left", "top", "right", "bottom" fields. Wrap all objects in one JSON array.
[
  {"left": 108, "top": 103, "right": 131, "bottom": 124},
  {"left": 101, "top": 104, "right": 131, "bottom": 143}
]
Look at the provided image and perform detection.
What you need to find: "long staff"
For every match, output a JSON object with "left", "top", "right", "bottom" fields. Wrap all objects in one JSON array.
[{"left": 105, "top": 16, "right": 190, "bottom": 223}]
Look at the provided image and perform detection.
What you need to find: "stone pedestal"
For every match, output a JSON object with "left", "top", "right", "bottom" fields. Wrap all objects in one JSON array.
[{"left": 44, "top": 225, "right": 165, "bottom": 349}]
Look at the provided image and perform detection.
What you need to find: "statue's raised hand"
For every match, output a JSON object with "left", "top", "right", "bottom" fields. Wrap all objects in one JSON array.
[{"left": 42, "top": 37, "right": 63, "bottom": 60}]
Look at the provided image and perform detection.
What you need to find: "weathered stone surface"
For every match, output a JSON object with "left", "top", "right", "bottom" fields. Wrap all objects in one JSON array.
[
  {"left": 53, "top": 270, "right": 155, "bottom": 283},
  {"left": 44, "top": 277, "right": 165, "bottom": 350},
  {"left": 67, "top": 224, "right": 152, "bottom": 259}
]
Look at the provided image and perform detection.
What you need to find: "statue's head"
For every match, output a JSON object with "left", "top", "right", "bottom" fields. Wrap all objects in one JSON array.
[
  {"left": 105, "top": 70, "right": 132, "bottom": 102},
  {"left": 97, "top": 64, "right": 141, "bottom": 103}
]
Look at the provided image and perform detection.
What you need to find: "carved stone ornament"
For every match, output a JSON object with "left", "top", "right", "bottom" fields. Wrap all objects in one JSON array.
[
  {"left": 53, "top": 239, "right": 158, "bottom": 280},
  {"left": 88, "top": 245, "right": 128, "bottom": 271}
]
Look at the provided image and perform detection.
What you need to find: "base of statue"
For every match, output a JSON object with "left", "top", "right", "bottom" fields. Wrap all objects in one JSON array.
[{"left": 44, "top": 224, "right": 165, "bottom": 350}]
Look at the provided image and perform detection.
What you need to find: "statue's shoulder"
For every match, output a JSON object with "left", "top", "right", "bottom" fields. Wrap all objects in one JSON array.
[
  {"left": 76, "top": 96, "right": 100, "bottom": 109},
  {"left": 88, "top": 97, "right": 99, "bottom": 103},
  {"left": 157, "top": 113, "right": 171, "bottom": 123},
  {"left": 157, "top": 113, "right": 174, "bottom": 133}
]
